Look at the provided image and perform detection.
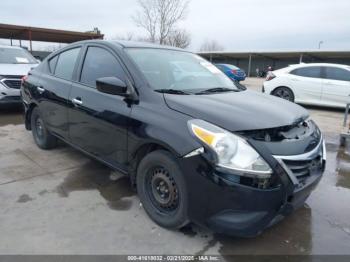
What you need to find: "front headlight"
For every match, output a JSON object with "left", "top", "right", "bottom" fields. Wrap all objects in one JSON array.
[{"left": 188, "top": 119, "right": 272, "bottom": 178}]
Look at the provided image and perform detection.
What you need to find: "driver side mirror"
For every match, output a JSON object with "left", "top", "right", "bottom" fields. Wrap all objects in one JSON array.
[{"left": 96, "top": 77, "right": 128, "bottom": 96}]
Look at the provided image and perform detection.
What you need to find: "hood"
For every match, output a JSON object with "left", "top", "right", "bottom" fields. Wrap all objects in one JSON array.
[
  {"left": 164, "top": 90, "right": 309, "bottom": 131},
  {"left": 0, "top": 63, "right": 38, "bottom": 76}
]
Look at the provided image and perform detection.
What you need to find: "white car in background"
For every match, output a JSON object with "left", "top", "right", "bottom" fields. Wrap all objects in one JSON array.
[
  {"left": 0, "top": 45, "right": 38, "bottom": 105},
  {"left": 263, "top": 63, "right": 350, "bottom": 108}
]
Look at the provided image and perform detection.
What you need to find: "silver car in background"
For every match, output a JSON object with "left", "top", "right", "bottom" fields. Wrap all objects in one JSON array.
[{"left": 0, "top": 45, "right": 38, "bottom": 105}]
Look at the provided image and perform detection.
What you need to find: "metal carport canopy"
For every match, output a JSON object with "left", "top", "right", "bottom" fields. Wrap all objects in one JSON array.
[
  {"left": 0, "top": 23, "right": 104, "bottom": 45},
  {"left": 198, "top": 50, "right": 350, "bottom": 76},
  {"left": 198, "top": 50, "right": 350, "bottom": 59}
]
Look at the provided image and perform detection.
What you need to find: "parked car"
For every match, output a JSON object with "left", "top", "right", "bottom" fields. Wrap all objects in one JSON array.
[
  {"left": 0, "top": 45, "right": 38, "bottom": 105},
  {"left": 215, "top": 64, "right": 246, "bottom": 82},
  {"left": 21, "top": 40, "right": 325, "bottom": 237},
  {"left": 263, "top": 63, "right": 350, "bottom": 108}
]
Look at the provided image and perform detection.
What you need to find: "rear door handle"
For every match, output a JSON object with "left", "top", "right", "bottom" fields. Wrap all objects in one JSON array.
[
  {"left": 37, "top": 86, "right": 45, "bottom": 93},
  {"left": 72, "top": 97, "right": 83, "bottom": 106}
]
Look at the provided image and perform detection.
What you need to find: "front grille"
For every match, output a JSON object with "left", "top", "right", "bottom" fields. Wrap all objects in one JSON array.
[
  {"left": 283, "top": 156, "right": 323, "bottom": 183},
  {"left": 0, "top": 96, "right": 21, "bottom": 102},
  {"left": 2, "top": 75, "right": 23, "bottom": 79},
  {"left": 276, "top": 138, "right": 325, "bottom": 187},
  {"left": 2, "top": 79, "right": 21, "bottom": 89}
]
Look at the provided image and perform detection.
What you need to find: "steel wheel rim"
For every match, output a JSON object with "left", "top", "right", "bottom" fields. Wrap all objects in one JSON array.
[{"left": 146, "top": 166, "right": 179, "bottom": 213}]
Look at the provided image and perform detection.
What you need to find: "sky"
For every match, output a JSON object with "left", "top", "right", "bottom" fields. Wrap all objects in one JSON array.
[{"left": 0, "top": 0, "right": 349, "bottom": 52}]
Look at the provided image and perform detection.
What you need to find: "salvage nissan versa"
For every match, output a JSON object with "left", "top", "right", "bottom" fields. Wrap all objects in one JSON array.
[{"left": 21, "top": 40, "right": 326, "bottom": 237}]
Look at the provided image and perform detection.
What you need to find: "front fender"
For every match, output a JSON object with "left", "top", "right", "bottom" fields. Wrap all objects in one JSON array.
[{"left": 127, "top": 102, "right": 202, "bottom": 161}]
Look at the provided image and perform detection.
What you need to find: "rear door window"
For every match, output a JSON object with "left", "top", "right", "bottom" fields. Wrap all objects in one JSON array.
[
  {"left": 54, "top": 48, "right": 81, "bottom": 80},
  {"left": 324, "top": 67, "right": 350, "bottom": 81},
  {"left": 48, "top": 55, "right": 58, "bottom": 73},
  {"left": 80, "top": 46, "right": 126, "bottom": 88},
  {"left": 290, "top": 67, "right": 322, "bottom": 78}
]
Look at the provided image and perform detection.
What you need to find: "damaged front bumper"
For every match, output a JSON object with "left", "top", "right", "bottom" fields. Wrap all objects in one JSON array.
[{"left": 178, "top": 134, "right": 326, "bottom": 237}]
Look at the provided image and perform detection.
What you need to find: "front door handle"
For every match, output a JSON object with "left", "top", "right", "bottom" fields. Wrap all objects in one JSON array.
[
  {"left": 72, "top": 97, "right": 83, "bottom": 106},
  {"left": 37, "top": 86, "right": 45, "bottom": 93}
]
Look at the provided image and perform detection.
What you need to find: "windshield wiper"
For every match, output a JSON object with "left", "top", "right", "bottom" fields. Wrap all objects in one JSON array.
[
  {"left": 155, "top": 89, "right": 191, "bottom": 95},
  {"left": 235, "top": 82, "right": 247, "bottom": 90},
  {"left": 195, "top": 87, "right": 238, "bottom": 95}
]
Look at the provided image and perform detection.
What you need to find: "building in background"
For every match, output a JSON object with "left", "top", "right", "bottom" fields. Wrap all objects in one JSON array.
[{"left": 199, "top": 50, "right": 350, "bottom": 77}]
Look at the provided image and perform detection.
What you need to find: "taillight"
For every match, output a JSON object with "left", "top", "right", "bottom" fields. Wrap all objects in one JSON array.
[
  {"left": 266, "top": 72, "right": 276, "bottom": 81},
  {"left": 21, "top": 75, "right": 28, "bottom": 85},
  {"left": 231, "top": 69, "right": 238, "bottom": 74}
]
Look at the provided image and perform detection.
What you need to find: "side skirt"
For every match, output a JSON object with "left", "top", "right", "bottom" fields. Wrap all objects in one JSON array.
[{"left": 54, "top": 135, "right": 129, "bottom": 176}]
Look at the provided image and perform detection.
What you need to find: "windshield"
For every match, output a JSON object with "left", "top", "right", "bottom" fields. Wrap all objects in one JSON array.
[
  {"left": 222, "top": 64, "right": 239, "bottom": 70},
  {"left": 126, "top": 48, "right": 239, "bottom": 93},
  {"left": 0, "top": 47, "right": 38, "bottom": 64}
]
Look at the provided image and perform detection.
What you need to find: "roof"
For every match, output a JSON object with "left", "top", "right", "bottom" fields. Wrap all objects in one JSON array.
[
  {"left": 110, "top": 40, "right": 186, "bottom": 51},
  {"left": 198, "top": 50, "right": 350, "bottom": 59},
  {"left": 286, "top": 63, "right": 350, "bottom": 69},
  {"left": 0, "top": 23, "right": 104, "bottom": 43}
]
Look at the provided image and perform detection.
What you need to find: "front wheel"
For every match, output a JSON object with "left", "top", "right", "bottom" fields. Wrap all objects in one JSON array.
[
  {"left": 136, "top": 150, "right": 189, "bottom": 229},
  {"left": 272, "top": 87, "right": 295, "bottom": 102},
  {"left": 31, "top": 107, "right": 57, "bottom": 149}
]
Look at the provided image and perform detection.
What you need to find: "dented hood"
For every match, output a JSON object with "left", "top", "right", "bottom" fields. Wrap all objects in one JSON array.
[{"left": 164, "top": 90, "right": 309, "bottom": 131}]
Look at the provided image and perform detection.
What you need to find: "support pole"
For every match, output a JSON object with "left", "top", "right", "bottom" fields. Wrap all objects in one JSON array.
[
  {"left": 299, "top": 54, "right": 303, "bottom": 63},
  {"left": 28, "top": 30, "right": 33, "bottom": 52},
  {"left": 247, "top": 54, "right": 252, "bottom": 77},
  {"left": 210, "top": 54, "right": 213, "bottom": 63},
  {"left": 19, "top": 39, "right": 22, "bottom": 47},
  {"left": 10, "top": 38, "right": 13, "bottom": 46}
]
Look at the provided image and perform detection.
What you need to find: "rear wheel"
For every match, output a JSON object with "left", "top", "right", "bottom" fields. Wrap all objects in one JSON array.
[
  {"left": 31, "top": 107, "right": 57, "bottom": 149},
  {"left": 272, "top": 87, "right": 295, "bottom": 102},
  {"left": 136, "top": 150, "right": 189, "bottom": 229}
]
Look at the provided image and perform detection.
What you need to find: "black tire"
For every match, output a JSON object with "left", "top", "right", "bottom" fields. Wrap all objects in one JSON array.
[
  {"left": 30, "top": 107, "right": 57, "bottom": 149},
  {"left": 136, "top": 150, "right": 189, "bottom": 229},
  {"left": 272, "top": 86, "right": 295, "bottom": 102},
  {"left": 340, "top": 136, "right": 346, "bottom": 147}
]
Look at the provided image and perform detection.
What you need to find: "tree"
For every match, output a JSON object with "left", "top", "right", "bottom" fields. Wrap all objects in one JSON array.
[
  {"left": 164, "top": 29, "right": 191, "bottom": 48},
  {"left": 133, "top": 0, "right": 190, "bottom": 47},
  {"left": 199, "top": 40, "right": 225, "bottom": 52},
  {"left": 111, "top": 32, "right": 136, "bottom": 41},
  {"left": 42, "top": 43, "right": 65, "bottom": 52},
  {"left": 111, "top": 32, "right": 155, "bottom": 44}
]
